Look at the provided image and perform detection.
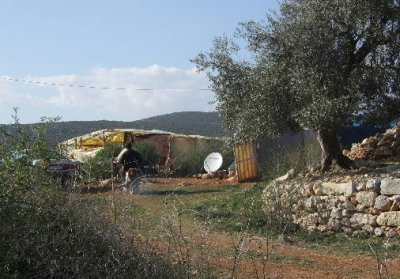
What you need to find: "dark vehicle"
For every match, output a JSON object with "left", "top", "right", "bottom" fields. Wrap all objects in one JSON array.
[{"left": 32, "top": 158, "right": 82, "bottom": 187}]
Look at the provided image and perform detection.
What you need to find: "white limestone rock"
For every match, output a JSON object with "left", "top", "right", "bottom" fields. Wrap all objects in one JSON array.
[
  {"left": 365, "top": 179, "right": 381, "bottom": 192},
  {"left": 330, "top": 208, "right": 343, "bottom": 219},
  {"left": 380, "top": 178, "right": 400, "bottom": 195},
  {"left": 374, "top": 227, "right": 385, "bottom": 237},
  {"left": 374, "top": 195, "right": 391, "bottom": 211},
  {"left": 385, "top": 229, "right": 398, "bottom": 238},
  {"left": 356, "top": 191, "right": 378, "bottom": 207},
  {"left": 320, "top": 182, "right": 357, "bottom": 196},
  {"left": 376, "top": 212, "right": 400, "bottom": 227}
]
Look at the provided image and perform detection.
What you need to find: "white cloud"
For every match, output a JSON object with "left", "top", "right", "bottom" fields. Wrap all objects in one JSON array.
[{"left": 0, "top": 65, "right": 215, "bottom": 123}]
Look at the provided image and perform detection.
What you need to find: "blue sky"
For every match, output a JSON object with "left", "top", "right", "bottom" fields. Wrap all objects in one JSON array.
[{"left": 0, "top": 0, "right": 279, "bottom": 124}]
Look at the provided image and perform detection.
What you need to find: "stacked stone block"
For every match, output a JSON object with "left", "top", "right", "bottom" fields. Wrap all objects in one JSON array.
[{"left": 292, "top": 177, "right": 400, "bottom": 237}]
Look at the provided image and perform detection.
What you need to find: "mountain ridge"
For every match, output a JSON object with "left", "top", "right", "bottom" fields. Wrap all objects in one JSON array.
[{"left": 0, "top": 111, "right": 232, "bottom": 147}]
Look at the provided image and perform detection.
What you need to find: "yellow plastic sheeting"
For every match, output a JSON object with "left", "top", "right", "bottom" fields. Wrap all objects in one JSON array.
[
  {"left": 79, "top": 132, "right": 125, "bottom": 149},
  {"left": 80, "top": 138, "right": 105, "bottom": 148},
  {"left": 105, "top": 132, "right": 125, "bottom": 144},
  {"left": 68, "top": 147, "right": 103, "bottom": 161}
]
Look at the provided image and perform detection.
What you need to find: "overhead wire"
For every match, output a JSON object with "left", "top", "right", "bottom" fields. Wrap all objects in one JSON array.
[{"left": 0, "top": 75, "right": 212, "bottom": 92}]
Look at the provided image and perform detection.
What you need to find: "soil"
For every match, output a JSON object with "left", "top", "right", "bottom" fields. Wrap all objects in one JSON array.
[{"left": 84, "top": 176, "right": 400, "bottom": 279}]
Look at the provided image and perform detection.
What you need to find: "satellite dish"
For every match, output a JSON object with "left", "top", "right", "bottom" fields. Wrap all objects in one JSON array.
[{"left": 204, "top": 152, "right": 223, "bottom": 174}]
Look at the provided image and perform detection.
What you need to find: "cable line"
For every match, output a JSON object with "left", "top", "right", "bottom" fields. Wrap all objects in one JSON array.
[{"left": 0, "top": 75, "right": 212, "bottom": 92}]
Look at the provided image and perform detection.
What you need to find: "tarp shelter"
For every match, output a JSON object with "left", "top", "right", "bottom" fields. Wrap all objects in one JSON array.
[{"left": 58, "top": 129, "right": 213, "bottom": 166}]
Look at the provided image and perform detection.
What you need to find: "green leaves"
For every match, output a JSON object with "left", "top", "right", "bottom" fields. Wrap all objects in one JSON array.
[{"left": 194, "top": 0, "right": 400, "bottom": 142}]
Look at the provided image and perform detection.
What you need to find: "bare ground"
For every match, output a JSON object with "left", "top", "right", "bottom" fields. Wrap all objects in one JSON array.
[{"left": 83, "top": 177, "right": 400, "bottom": 279}]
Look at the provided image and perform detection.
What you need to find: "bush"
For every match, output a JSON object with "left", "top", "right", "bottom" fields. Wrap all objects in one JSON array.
[
  {"left": 135, "top": 140, "right": 160, "bottom": 167},
  {"left": 261, "top": 138, "right": 321, "bottom": 181},
  {"left": 82, "top": 142, "right": 122, "bottom": 182},
  {"left": 0, "top": 114, "right": 200, "bottom": 279}
]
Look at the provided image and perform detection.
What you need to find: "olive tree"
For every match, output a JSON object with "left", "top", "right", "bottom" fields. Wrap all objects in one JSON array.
[{"left": 193, "top": 0, "right": 400, "bottom": 171}]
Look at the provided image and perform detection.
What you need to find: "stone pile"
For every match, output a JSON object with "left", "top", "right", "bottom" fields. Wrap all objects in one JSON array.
[
  {"left": 287, "top": 165, "right": 400, "bottom": 237},
  {"left": 346, "top": 123, "right": 400, "bottom": 160}
]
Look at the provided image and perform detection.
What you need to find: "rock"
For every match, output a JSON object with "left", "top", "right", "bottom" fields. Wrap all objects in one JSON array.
[
  {"left": 383, "top": 165, "right": 400, "bottom": 174},
  {"left": 381, "top": 178, "right": 400, "bottom": 196},
  {"left": 275, "top": 168, "right": 296, "bottom": 182},
  {"left": 316, "top": 203, "right": 327, "bottom": 211},
  {"left": 340, "top": 201, "right": 356, "bottom": 211},
  {"left": 362, "top": 224, "right": 375, "bottom": 235},
  {"left": 385, "top": 229, "right": 398, "bottom": 238},
  {"left": 312, "top": 183, "right": 323, "bottom": 196},
  {"left": 374, "top": 195, "right": 391, "bottom": 211},
  {"left": 389, "top": 195, "right": 400, "bottom": 211},
  {"left": 317, "top": 225, "right": 328, "bottom": 233},
  {"left": 228, "top": 162, "right": 236, "bottom": 175},
  {"left": 328, "top": 218, "right": 341, "bottom": 232},
  {"left": 350, "top": 213, "right": 377, "bottom": 228},
  {"left": 328, "top": 198, "right": 340, "bottom": 208},
  {"left": 330, "top": 208, "right": 342, "bottom": 219},
  {"left": 376, "top": 212, "right": 400, "bottom": 226},
  {"left": 374, "top": 227, "right": 385, "bottom": 237},
  {"left": 307, "top": 225, "right": 318, "bottom": 232},
  {"left": 320, "top": 182, "right": 356, "bottom": 196},
  {"left": 303, "top": 213, "right": 320, "bottom": 225},
  {"left": 341, "top": 217, "right": 351, "bottom": 227},
  {"left": 356, "top": 203, "right": 368, "bottom": 212},
  {"left": 342, "top": 226, "right": 354, "bottom": 235},
  {"left": 342, "top": 209, "right": 352, "bottom": 218},
  {"left": 356, "top": 182, "right": 366, "bottom": 191},
  {"left": 365, "top": 179, "right": 381, "bottom": 192},
  {"left": 375, "top": 146, "right": 392, "bottom": 158},
  {"left": 355, "top": 191, "right": 378, "bottom": 207},
  {"left": 305, "top": 196, "right": 321, "bottom": 212}
]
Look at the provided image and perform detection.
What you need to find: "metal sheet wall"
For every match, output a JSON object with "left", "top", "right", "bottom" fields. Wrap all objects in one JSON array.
[{"left": 234, "top": 142, "right": 259, "bottom": 182}]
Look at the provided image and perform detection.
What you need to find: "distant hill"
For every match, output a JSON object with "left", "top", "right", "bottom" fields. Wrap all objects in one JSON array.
[
  {"left": 1, "top": 111, "right": 232, "bottom": 148},
  {"left": 1, "top": 111, "right": 388, "bottom": 150}
]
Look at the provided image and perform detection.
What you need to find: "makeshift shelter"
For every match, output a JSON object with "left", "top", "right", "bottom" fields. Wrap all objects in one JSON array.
[{"left": 58, "top": 129, "right": 213, "bottom": 167}]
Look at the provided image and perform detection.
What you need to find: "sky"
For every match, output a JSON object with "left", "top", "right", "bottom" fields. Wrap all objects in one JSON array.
[{"left": 0, "top": 0, "right": 279, "bottom": 124}]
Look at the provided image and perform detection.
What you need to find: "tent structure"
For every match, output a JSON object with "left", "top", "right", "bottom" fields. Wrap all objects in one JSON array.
[{"left": 58, "top": 129, "right": 214, "bottom": 167}]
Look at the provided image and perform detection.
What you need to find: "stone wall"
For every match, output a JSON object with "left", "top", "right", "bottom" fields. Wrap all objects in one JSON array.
[{"left": 289, "top": 165, "right": 400, "bottom": 237}]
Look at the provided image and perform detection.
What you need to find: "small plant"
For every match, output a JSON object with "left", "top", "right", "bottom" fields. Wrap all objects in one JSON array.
[
  {"left": 135, "top": 140, "right": 160, "bottom": 168},
  {"left": 261, "top": 138, "right": 321, "bottom": 181},
  {"left": 82, "top": 142, "right": 121, "bottom": 182}
]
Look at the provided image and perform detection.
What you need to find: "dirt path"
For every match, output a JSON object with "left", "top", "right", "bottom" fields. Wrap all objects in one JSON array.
[{"left": 86, "top": 177, "right": 400, "bottom": 279}]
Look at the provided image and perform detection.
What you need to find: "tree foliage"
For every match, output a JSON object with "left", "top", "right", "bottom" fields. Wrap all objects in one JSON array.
[{"left": 194, "top": 0, "right": 400, "bottom": 168}]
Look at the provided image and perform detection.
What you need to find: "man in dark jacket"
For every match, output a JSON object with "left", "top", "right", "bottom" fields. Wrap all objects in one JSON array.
[{"left": 118, "top": 142, "right": 142, "bottom": 189}]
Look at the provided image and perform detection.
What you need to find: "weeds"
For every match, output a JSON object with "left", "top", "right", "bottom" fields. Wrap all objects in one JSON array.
[{"left": 0, "top": 113, "right": 210, "bottom": 279}]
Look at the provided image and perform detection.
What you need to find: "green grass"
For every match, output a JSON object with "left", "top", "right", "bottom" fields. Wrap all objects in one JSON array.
[
  {"left": 179, "top": 184, "right": 268, "bottom": 234},
  {"left": 296, "top": 231, "right": 400, "bottom": 258},
  {"left": 171, "top": 183, "right": 400, "bottom": 257}
]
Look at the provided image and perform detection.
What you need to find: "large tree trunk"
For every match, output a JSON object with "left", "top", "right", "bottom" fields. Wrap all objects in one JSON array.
[{"left": 317, "top": 128, "right": 354, "bottom": 171}]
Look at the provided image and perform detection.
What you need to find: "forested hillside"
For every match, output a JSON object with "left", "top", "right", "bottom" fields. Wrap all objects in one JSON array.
[{"left": 0, "top": 111, "right": 232, "bottom": 148}]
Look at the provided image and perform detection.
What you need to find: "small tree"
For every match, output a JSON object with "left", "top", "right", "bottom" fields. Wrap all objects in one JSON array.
[{"left": 194, "top": 0, "right": 400, "bottom": 171}]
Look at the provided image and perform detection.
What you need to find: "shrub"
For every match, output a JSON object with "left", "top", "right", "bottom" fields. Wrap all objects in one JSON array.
[
  {"left": 0, "top": 113, "right": 199, "bottom": 279},
  {"left": 261, "top": 138, "right": 321, "bottom": 181},
  {"left": 135, "top": 140, "right": 160, "bottom": 167},
  {"left": 82, "top": 142, "right": 122, "bottom": 182}
]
